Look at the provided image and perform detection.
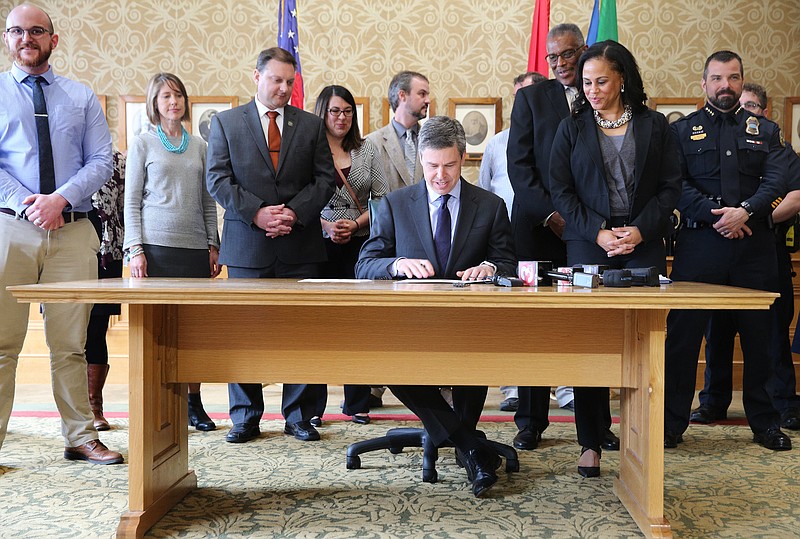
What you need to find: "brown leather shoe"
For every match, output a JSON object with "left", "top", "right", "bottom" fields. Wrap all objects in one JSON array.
[{"left": 64, "top": 439, "right": 124, "bottom": 465}]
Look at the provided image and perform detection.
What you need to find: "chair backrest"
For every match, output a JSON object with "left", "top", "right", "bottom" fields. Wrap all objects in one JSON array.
[{"left": 367, "top": 198, "right": 383, "bottom": 233}]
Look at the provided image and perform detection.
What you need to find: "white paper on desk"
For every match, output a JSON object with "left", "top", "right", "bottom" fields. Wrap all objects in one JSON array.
[
  {"left": 299, "top": 279, "right": 373, "bottom": 283},
  {"left": 396, "top": 279, "right": 462, "bottom": 284}
]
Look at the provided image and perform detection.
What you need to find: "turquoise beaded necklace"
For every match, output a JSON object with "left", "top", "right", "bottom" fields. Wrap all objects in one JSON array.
[{"left": 156, "top": 124, "right": 189, "bottom": 154}]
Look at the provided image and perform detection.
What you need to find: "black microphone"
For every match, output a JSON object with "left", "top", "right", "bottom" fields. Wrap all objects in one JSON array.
[{"left": 602, "top": 267, "right": 660, "bottom": 287}]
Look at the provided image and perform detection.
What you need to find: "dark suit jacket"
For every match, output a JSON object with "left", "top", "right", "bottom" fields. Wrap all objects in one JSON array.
[
  {"left": 548, "top": 107, "right": 682, "bottom": 243},
  {"left": 507, "top": 79, "right": 571, "bottom": 264},
  {"left": 355, "top": 179, "right": 516, "bottom": 279},
  {"left": 206, "top": 101, "right": 335, "bottom": 268}
]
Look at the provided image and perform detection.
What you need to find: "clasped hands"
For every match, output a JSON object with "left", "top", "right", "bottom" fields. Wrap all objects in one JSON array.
[
  {"left": 321, "top": 218, "right": 357, "bottom": 244},
  {"left": 254, "top": 204, "right": 297, "bottom": 238},
  {"left": 596, "top": 226, "right": 642, "bottom": 257},
  {"left": 711, "top": 206, "right": 751, "bottom": 240},
  {"left": 23, "top": 193, "right": 68, "bottom": 231},
  {"left": 396, "top": 258, "right": 495, "bottom": 281}
]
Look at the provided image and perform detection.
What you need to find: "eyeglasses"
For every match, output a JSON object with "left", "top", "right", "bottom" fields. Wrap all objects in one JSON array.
[
  {"left": 545, "top": 48, "right": 580, "bottom": 64},
  {"left": 327, "top": 107, "right": 354, "bottom": 118},
  {"left": 5, "top": 26, "right": 52, "bottom": 39},
  {"left": 741, "top": 101, "right": 764, "bottom": 113}
]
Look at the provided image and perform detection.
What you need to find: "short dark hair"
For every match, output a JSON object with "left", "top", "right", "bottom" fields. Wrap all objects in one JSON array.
[
  {"left": 513, "top": 71, "right": 547, "bottom": 86},
  {"left": 388, "top": 71, "right": 428, "bottom": 112},
  {"left": 574, "top": 40, "right": 648, "bottom": 115},
  {"left": 256, "top": 47, "right": 297, "bottom": 73},
  {"left": 145, "top": 72, "right": 190, "bottom": 125},
  {"left": 703, "top": 50, "right": 743, "bottom": 80},
  {"left": 742, "top": 82, "right": 767, "bottom": 109},
  {"left": 313, "top": 85, "right": 364, "bottom": 153},
  {"left": 418, "top": 116, "right": 466, "bottom": 156},
  {"left": 547, "top": 23, "right": 585, "bottom": 47}
]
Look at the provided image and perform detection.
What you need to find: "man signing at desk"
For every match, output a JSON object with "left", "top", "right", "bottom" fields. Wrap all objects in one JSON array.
[{"left": 355, "top": 115, "right": 516, "bottom": 497}]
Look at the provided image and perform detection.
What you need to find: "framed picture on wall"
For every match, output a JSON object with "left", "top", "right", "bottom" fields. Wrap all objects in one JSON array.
[
  {"left": 381, "top": 97, "right": 436, "bottom": 126},
  {"left": 447, "top": 97, "right": 502, "bottom": 161},
  {"left": 118, "top": 95, "right": 149, "bottom": 152},
  {"left": 97, "top": 95, "right": 107, "bottom": 118},
  {"left": 648, "top": 97, "right": 704, "bottom": 124},
  {"left": 354, "top": 97, "right": 369, "bottom": 135},
  {"left": 188, "top": 96, "right": 239, "bottom": 142},
  {"left": 784, "top": 97, "right": 800, "bottom": 153}
]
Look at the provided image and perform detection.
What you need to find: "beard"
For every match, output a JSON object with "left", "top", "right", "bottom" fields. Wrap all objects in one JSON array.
[
  {"left": 708, "top": 90, "right": 739, "bottom": 111},
  {"left": 410, "top": 105, "right": 428, "bottom": 121},
  {"left": 10, "top": 42, "right": 51, "bottom": 69}
]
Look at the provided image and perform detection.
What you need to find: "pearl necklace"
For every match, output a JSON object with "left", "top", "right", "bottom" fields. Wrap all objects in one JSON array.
[
  {"left": 157, "top": 124, "right": 189, "bottom": 154},
  {"left": 594, "top": 105, "right": 633, "bottom": 129}
]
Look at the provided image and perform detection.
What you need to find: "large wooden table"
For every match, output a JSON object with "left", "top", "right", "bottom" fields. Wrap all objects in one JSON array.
[{"left": 9, "top": 279, "right": 777, "bottom": 538}]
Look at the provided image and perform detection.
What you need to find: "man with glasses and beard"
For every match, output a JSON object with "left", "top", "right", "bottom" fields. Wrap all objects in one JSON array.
[
  {"left": 0, "top": 4, "right": 123, "bottom": 465},
  {"left": 664, "top": 50, "right": 792, "bottom": 451}
]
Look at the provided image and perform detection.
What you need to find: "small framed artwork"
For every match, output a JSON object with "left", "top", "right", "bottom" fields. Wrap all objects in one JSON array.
[
  {"left": 447, "top": 97, "right": 502, "bottom": 160},
  {"left": 381, "top": 97, "right": 436, "bottom": 126},
  {"left": 118, "top": 95, "right": 149, "bottom": 152},
  {"left": 97, "top": 95, "right": 107, "bottom": 118},
  {"left": 648, "top": 97, "right": 704, "bottom": 124},
  {"left": 784, "top": 97, "right": 800, "bottom": 153},
  {"left": 354, "top": 97, "right": 369, "bottom": 135},
  {"left": 188, "top": 96, "right": 239, "bottom": 142}
]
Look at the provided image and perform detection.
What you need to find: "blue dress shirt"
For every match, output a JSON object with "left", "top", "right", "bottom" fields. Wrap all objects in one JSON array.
[{"left": 0, "top": 64, "right": 112, "bottom": 213}]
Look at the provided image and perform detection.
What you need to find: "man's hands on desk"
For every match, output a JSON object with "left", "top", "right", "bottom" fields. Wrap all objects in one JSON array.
[{"left": 395, "top": 258, "right": 496, "bottom": 280}]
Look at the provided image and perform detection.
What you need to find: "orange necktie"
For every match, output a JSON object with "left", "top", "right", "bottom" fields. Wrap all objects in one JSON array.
[{"left": 266, "top": 110, "right": 281, "bottom": 170}]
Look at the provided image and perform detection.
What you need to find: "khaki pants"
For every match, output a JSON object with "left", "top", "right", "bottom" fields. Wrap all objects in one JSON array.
[{"left": 0, "top": 214, "right": 99, "bottom": 450}]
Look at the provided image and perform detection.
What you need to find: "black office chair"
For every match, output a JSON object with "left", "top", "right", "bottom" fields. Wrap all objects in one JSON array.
[{"left": 346, "top": 427, "right": 519, "bottom": 483}]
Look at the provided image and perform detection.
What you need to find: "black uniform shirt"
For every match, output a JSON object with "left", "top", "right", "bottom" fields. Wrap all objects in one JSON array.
[{"left": 671, "top": 105, "right": 787, "bottom": 224}]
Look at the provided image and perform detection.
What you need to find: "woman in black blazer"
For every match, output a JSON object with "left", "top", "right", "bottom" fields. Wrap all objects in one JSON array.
[{"left": 549, "top": 40, "right": 681, "bottom": 477}]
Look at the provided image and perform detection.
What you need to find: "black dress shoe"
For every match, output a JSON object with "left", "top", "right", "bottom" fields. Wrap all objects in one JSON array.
[
  {"left": 351, "top": 414, "right": 370, "bottom": 425},
  {"left": 367, "top": 394, "right": 384, "bottom": 408},
  {"left": 458, "top": 447, "right": 499, "bottom": 497},
  {"left": 284, "top": 421, "right": 321, "bottom": 441},
  {"left": 664, "top": 432, "right": 684, "bottom": 448},
  {"left": 499, "top": 397, "right": 519, "bottom": 412},
  {"left": 689, "top": 405, "right": 727, "bottom": 424},
  {"left": 513, "top": 426, "right": 542, "bottom": 450},
  {"left": 188, "top": 396, "right": 216, "bottom": 432},
  {"left": 226, "top": 423, "right": 260, "bottom": 443},
  {"left": 577, "top": 446, "right": 601, "bottom": 478},
  {"left": 309, "top": 416, "right": 323, "bottom": 428},
  {"left": 601, "top": 429, "right": 620, "bottom": 451},
  {"left": 780, "top": 408, "right": 800, "bottom": 430},
  {"left": 753, "top": 428, "right": 792, "bottom": 451}
]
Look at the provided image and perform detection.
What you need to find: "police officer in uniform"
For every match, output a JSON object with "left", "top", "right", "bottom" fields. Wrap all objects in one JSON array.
[
  {"left": 692, "top": 83, "right": 800, "bottom": 430},
  {"left": 664, "top": 50, "right": 791, "bottom": 450}
]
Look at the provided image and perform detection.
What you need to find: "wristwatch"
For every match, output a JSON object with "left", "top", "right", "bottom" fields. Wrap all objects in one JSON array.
[{"left": 740, "top": 201, "right": 754, "bottom": 217}]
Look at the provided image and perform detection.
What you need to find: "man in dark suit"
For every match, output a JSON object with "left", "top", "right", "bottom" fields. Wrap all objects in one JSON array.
[
  {"left": 506, "top": 23, "right": 618, "bottom": 453},
  {"left": 356, "top": 116, "right": 516, "bottom": 497},
  {"left": 206, "top": 47, "right": 335, "bottom": 443}
]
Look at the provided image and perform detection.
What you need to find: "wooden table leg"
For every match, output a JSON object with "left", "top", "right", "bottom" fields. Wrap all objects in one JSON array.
[
  {"left": 614, "top": 309, "right": 672, "bottom": 538},
  {"left": 116, "top": 304, "right": 196, "bottom": 539}
]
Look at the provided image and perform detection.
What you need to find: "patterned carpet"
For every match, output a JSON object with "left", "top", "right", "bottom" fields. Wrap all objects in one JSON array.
[{"left": 0, "top": 416, "right": 798, "bottom": 538}]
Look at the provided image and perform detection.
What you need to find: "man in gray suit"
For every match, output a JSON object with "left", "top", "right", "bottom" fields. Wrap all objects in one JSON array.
[
  {"left": 206, "top": 47, "right": 335, "bottom": 443},
  {"left": 366, "top": 71, "right": 430, "bottom": 192},
  {"left": 356, "top": 116, "right": 516, "bottom": 497}
]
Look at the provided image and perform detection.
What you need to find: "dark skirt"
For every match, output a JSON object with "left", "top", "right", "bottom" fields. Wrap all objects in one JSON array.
[{"left": 143, "top": 244, "right": 211, "bottom": 278}]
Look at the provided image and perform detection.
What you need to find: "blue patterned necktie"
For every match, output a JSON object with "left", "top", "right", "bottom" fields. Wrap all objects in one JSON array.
[
  {"left": 434, "top": 194, "right": 452, "bottom": 270},
  {"left": 25, "top": 75, "right": 55, "bottom": 194}
]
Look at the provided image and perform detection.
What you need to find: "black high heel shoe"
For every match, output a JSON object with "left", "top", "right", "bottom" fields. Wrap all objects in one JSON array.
[{"left": 577, "top": 446, "right": 600, "bottom": 478}]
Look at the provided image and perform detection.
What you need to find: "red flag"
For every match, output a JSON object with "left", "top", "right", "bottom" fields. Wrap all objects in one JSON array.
[{"left": 527, "top": 0, "right": 550, "bottom": 75}]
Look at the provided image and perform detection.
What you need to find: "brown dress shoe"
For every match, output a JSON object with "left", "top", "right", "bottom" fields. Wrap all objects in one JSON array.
[{"left": 64, "top": 440, "right": 124, "bottom": 465}]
